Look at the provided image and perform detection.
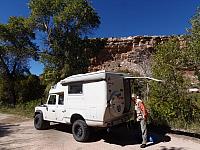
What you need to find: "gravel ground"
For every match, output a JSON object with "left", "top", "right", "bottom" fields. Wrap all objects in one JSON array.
[{"left": 0, "top": 113, "right": 200, "bottom": 150}]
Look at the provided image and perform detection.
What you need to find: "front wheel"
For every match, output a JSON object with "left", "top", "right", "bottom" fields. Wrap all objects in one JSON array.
[
  {"left": 34, "top": 113, "right": 50, "bottom": 130},
  {"left": 72, "top": 120, "right": 90, "bottom": 142}
]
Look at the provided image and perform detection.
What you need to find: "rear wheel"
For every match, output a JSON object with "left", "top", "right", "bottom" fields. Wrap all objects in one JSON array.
[
  {"left": 72, "top": 120, "right": 90, "bottom": 142},
  {"left": 34, "top": 113, "right": 50, "bottom": 130}
]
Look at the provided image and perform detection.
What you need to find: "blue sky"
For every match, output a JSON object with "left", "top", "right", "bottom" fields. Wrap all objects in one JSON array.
[{"left": 0, "top": 0, "right": 199, "bottom": 75}]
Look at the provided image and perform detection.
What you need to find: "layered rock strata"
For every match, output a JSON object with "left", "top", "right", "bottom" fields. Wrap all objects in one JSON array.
[{"left": 88, "top": 36, "right": 174, "bottom": 75}]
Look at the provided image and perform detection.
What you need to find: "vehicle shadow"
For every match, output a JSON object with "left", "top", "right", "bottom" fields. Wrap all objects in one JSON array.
[
  {"left": 50, "top": 123, "right": 72, "bottom": 134},
  {"left": 51, "top": 122, "right": 171, "bottom": 147},
  {"left": 0, "top": 123, "right": 19, "bottom": 137},
  {"left": 99, "top": 123, "right": 171, "bottom": 147}
]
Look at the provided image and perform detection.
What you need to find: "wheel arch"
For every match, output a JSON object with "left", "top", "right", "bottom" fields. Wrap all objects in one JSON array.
[
  {"left": 34, "top": 110, "right": 43, "bottom": 118},
  {"left": 70, "top": 114, "right": 85, "bottom": 124}
]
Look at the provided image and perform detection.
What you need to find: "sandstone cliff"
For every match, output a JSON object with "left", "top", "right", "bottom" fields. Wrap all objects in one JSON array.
[
  {"left": 88, "top": 35, "right": 198, "bottom": 84},
  {"left": 88, "top": 36, "right": 172, "bottom": 76}
]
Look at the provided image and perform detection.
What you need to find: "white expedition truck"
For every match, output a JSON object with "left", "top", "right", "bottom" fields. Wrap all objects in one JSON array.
[{"left": 34, "top": 70, "right": 161, "bottom": 142}]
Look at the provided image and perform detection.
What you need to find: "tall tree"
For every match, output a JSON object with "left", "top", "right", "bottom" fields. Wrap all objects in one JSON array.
[
  {"left": 15, "top": 74, "right": 45, "bottom": 103},
  {"left": 148, "top": 8, "right": 200, "bottom": 128},
  {"left": 187, "top": 8, "right": 200, "bottom": 81},
  {"left": 0, "top": 17, "right": 38, "bottom": 106},
  {"left": 150, "top": 39, "right": 187, "bottom": 121},
  {"left": 148, "top": 38, "right": 200, "bottom": 127},
  {"left": 29, "top": 0, "right": 100, "bottom": 82}
]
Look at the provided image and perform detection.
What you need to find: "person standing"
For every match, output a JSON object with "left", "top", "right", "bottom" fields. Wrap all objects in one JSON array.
[{"left": 132, "top": 94, "right": 148, "bottom": 148}]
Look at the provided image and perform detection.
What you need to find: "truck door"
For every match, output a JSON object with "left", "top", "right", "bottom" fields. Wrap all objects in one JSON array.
[
  {"left": 46, "top": 94, "right": 57, "bottom": 121},
  {"left": 107, "top": 75, "right": 125, "bottom": 117},
  {"left": 55, "top": 92, "right": 66, "bottom": 122}
]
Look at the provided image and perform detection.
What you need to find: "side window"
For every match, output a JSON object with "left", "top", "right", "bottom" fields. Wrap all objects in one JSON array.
[
  {"left": 48, "top": 95, "right": 56, "bottom": 105},
  {"left": 68, "top": 83, "right": 83, "bottom": 94},
  {"left": 58, "top": 93, "right": 64, "bottom": 105}
]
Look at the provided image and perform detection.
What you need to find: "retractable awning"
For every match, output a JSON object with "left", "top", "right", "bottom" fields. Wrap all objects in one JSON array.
[{"left": 124, "top": 76, "right": 163, "bottom": 82}]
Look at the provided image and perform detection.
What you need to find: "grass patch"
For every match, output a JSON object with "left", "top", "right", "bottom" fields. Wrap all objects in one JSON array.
[{"left": 0, "top": 99, "right": 41, "bottom": 118}]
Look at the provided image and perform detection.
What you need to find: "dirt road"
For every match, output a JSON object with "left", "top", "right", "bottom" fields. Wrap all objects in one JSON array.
[{"left": 0, "top": 113, "right": 200, "bottom": 150}]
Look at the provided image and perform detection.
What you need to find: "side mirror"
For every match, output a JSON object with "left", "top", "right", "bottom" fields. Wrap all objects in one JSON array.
[{"left": 40, "top": 100, "right": 43, "bottom": 105}]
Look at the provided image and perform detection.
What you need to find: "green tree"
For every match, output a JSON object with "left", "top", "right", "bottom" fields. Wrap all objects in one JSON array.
[
  {"left": 0, "top": 17, "right": 38, "bottom": 106},
  {"left": 148, "top": 38, "right": 197, "bottom": 127},
  {"left": 29, "top": 0, "right": 100, "bottom": 82},
  {"left": 15, "top": 75, "right": 45, "bottom": 103},
  {"left": 147, "top": 8, "right": 200, "bottom": 129},
  {"left": 187, "top": 8, "right": 200, "bottom": 81}
]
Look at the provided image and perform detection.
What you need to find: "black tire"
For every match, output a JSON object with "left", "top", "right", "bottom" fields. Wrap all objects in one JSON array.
[
  {"left": 72, "top": 120, "right": 90, "bottom": 142},
  {"left": 34, "top": 113, "right": 50, "bottom": 130}
]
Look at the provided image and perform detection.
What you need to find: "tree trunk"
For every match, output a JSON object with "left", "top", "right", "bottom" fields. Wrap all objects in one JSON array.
[
  {"left": 3, "top": 73, "right": 16, "bottom": 107},
  {"left": 0, "top": 55, "right": 17, "bottom": 106}
]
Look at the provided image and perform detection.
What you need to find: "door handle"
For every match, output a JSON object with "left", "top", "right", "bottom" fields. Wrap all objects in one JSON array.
[
  {"left": 52, "top": 110, "right": 55, "bottom": 112},
  {"left": 62, "top": 110, "right": 66, "bottom": 113}
]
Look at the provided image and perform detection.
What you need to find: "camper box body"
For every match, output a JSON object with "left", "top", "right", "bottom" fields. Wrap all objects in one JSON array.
[{"left": 35, "top": 70, "right": 132, "bottom": 128}]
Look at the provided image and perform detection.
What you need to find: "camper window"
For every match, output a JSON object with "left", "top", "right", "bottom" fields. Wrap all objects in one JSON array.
[
  {"left": 48, "top": 95, "right": 56, "bottom": 105},
  {"left": 58, "top": 93, "right": 64, "bottom": 105},
  {"left": 68, "top": 83, "right": 83, "bottom": 94}
]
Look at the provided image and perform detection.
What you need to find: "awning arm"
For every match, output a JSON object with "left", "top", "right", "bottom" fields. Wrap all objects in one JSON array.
[{"left": 124, "top": 76, "right": 163, "bottom": 82}]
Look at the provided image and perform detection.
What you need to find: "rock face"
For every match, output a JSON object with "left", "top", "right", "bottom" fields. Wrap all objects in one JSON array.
[{"left": 88, "top": 35, "right": 172, "bottom": 76}]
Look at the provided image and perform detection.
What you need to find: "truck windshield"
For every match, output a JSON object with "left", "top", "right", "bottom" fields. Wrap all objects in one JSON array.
[{"left": 48, "top": 95, "right": 56, "bottom": 105}]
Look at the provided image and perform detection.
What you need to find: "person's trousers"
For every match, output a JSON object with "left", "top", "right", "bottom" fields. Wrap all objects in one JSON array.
[{"left": 140, "top": 119, "right": 147, "bottom": 144}]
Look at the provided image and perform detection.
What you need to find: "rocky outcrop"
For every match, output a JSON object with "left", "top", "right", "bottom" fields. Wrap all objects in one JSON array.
[{"left": 88, "top": 36, "right": 174, "bottom": 76}]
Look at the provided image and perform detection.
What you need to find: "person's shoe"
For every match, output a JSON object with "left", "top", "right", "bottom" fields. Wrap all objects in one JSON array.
[{"left": 140, "top": 144, "right": 146, "bottom": 148}]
